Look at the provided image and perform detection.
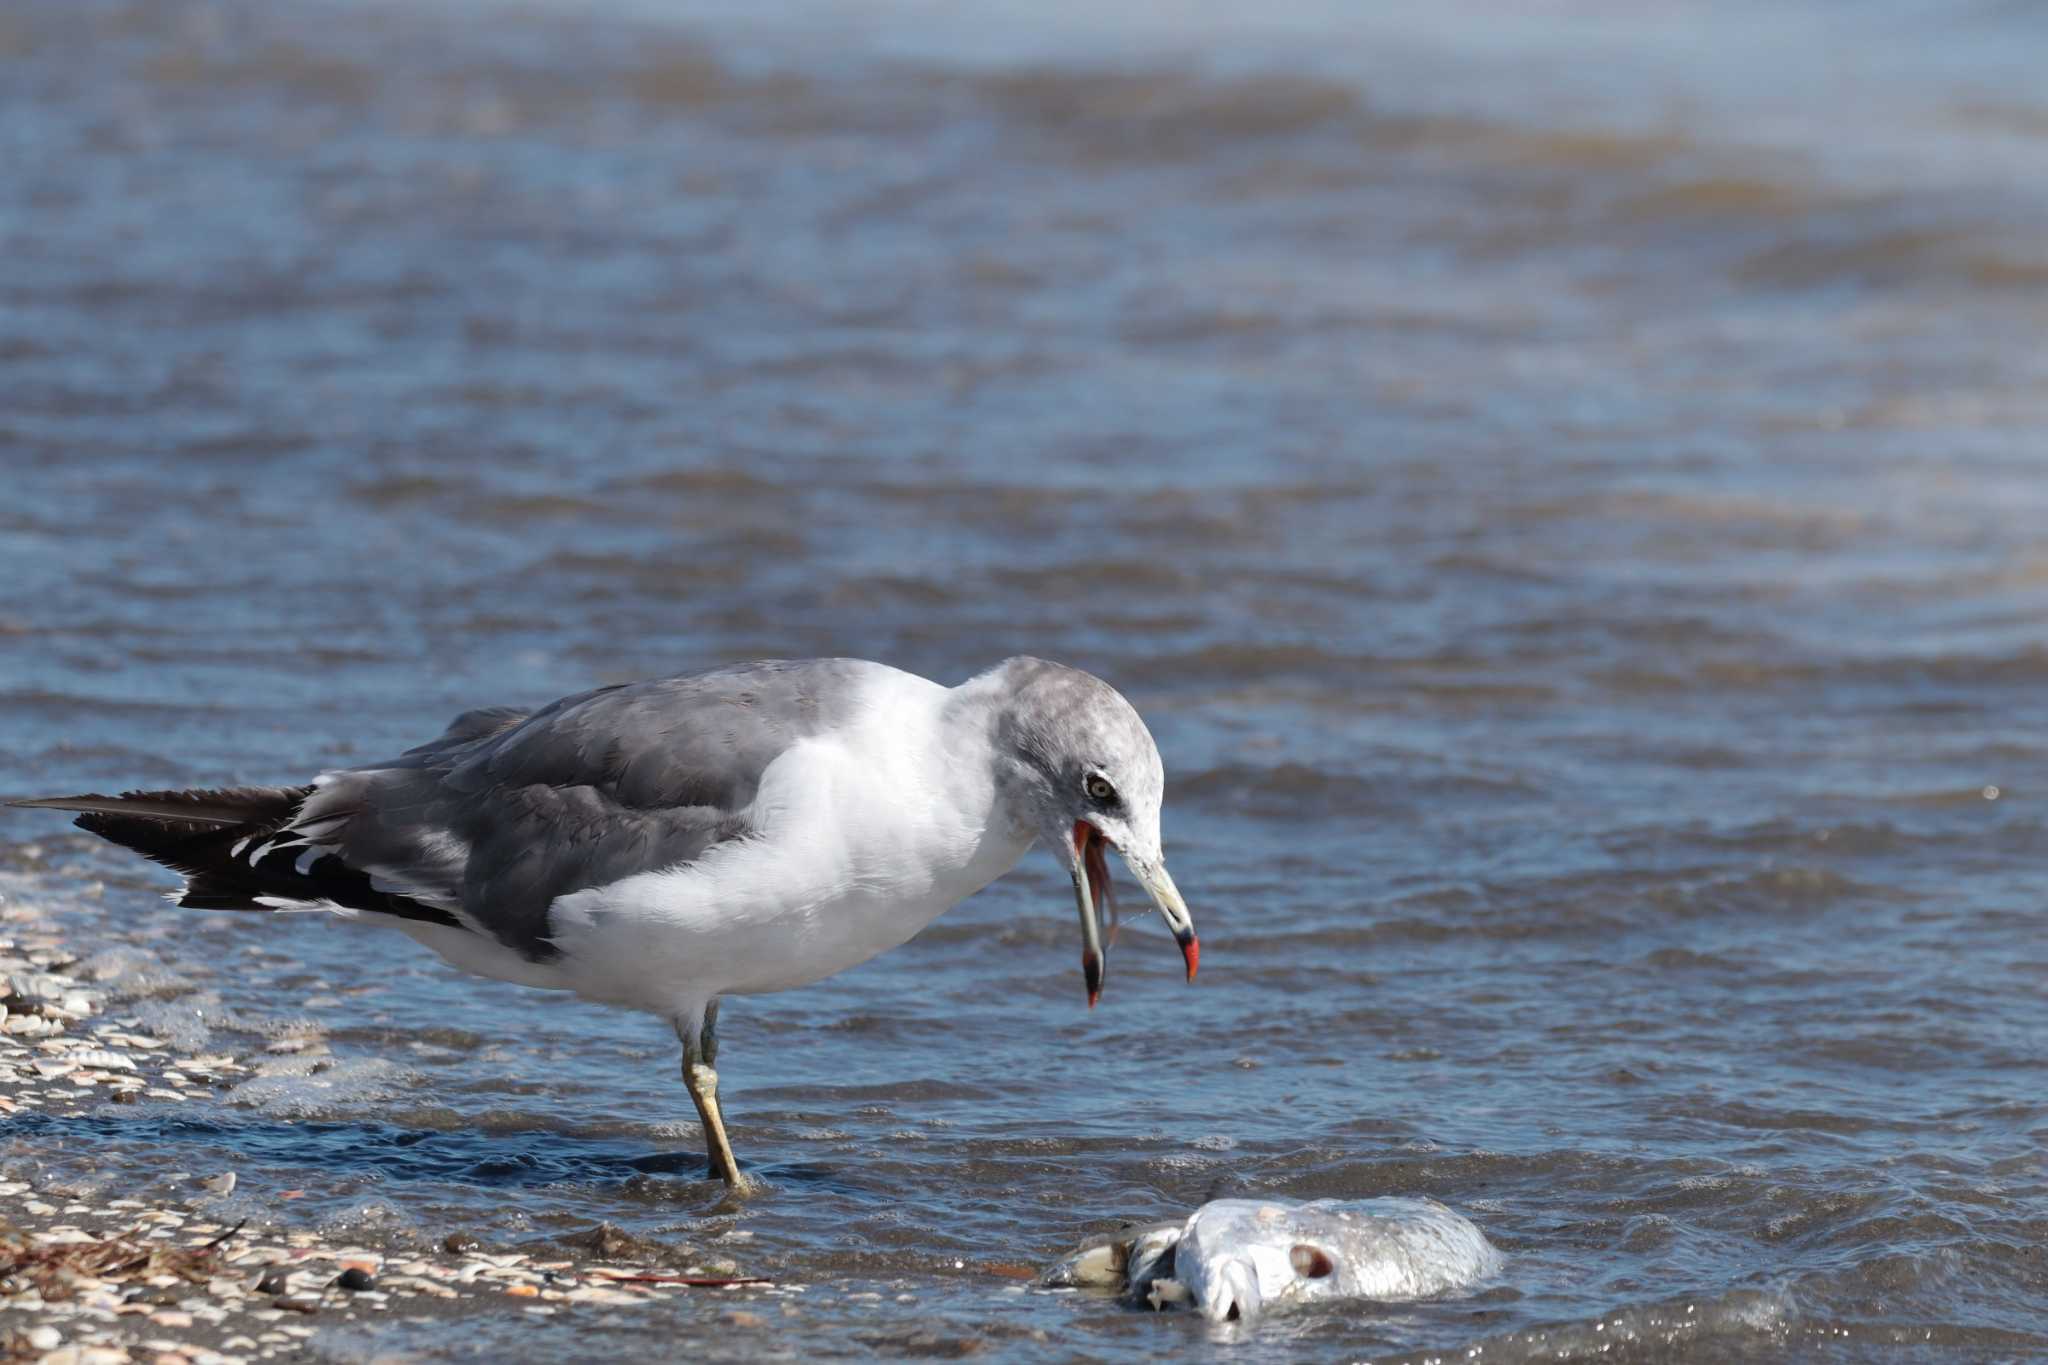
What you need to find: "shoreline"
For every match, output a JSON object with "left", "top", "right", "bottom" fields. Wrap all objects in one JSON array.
[{"left": 0, "top": 900, "right": 786, "bottom": 1365}]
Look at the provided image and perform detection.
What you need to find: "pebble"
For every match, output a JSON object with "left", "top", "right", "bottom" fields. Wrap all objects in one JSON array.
[
  {"left": 0, "top": 919, "right": 774, "bottom": 1362},
  {"left": 6, "top": 970, "right": 72, "bottom": 1007},
  {"left": 564, "top": 1286, "right": 642, "bottom": 1306},
  {"left": 107, "top": 1032, "right": 165, "bottom": 1050}
]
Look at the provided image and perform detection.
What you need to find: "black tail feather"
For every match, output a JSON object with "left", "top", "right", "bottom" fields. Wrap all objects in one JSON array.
[
  {"left": 8, "top": 786, "right": 462, "bottom": 930},
  {"left": 10, "top": 787, "right": 308, "bottom": 827}
]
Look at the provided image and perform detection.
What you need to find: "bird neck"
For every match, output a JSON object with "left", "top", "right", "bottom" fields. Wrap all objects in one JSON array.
[{"left": 939, "top": 662, "right": 1045, "bottom": 850}]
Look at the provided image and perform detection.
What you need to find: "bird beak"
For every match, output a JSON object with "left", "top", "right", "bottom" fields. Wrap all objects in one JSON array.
[
  {"left": 1069, "top": 821, "right": 1109, "bottom": 1008},
  {"left": 1121, "top": 846, "right": 1199, "bottom": 985},
  {"left": 1068, "top": 821, "right": 1199, "bottom": 1009}
]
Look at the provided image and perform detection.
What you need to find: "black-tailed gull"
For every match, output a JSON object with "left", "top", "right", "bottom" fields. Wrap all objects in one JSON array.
[{"left": 9, "top": 656, "right": 1199, "bottom": 1191}]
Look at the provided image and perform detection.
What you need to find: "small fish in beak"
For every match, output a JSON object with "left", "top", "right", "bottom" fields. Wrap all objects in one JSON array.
[
  {"left": 1068, "top": 821, "right": 1198, "bottom": 1008},
  {"left": 1070, "top": 821, "right": 1108, "bottom": 1007}
]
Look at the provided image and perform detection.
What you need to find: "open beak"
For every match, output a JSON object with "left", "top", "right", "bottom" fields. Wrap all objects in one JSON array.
[
  {"left": 1069, "top": 822, "right": 1109, "bottom": 1007},
  {"left": 1069, "top": 821, "right": 1200, "bottom": 1009}
]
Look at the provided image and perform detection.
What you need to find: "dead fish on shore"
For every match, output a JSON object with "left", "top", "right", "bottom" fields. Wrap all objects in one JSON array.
[{"left": 1045, "top": 1197, "right": 1500, "bottom": 1324}]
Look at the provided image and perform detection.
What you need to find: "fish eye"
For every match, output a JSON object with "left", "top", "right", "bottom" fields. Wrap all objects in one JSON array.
[
  {"left": 1084, "top": 772, "right": 1116, "bottom": 803},
  {"left": 1289, "top": 1244, "right": 1335, "bottom": 1279}
]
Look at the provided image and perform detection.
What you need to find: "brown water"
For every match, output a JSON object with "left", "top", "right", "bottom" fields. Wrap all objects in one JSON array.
[{"left": 4, "top": 0, "right": 2048, "bottom": 1358}]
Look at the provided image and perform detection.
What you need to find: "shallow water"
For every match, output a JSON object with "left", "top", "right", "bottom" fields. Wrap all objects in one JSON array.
[{"left": 4, "top": 0, "right": 2048, "bottom": 1358}]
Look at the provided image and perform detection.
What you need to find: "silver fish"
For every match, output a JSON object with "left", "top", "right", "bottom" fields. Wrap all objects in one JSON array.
[
  {"left": 1046, "top": 1196, "right": 1501, "bottom": 1325},
  {"left": 1041, "top": 1219, "right": 1183, "bottom": 1294}
]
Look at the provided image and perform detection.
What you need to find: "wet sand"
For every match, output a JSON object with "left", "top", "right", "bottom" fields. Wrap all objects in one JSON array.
[{"left": 0, "top": 896, "right": 807, "bottom": 1365}]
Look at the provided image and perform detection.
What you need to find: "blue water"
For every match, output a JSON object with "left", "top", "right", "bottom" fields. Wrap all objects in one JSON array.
[{"left": 3, "top": 0, "right": 2047, "bottom": 1358}]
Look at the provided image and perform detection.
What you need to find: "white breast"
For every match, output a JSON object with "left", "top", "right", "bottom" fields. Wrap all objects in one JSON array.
[{"left": 541, "top": 670, "right": 1032, "bottom": 1019}]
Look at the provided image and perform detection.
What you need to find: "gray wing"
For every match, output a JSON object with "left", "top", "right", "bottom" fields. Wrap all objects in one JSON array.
[{"left": 296, "top": 659, "right": 879, "bottom": 959}]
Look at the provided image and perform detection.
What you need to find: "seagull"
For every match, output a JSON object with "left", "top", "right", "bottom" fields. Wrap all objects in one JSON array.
[{"left": 8, "top": 657, "right": 1199, "bottom": 1192}]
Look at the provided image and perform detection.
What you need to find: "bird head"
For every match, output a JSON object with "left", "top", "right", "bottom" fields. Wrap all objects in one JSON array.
[{"left": 986, "top": 658, "right": 1198, "bottom": 1006}]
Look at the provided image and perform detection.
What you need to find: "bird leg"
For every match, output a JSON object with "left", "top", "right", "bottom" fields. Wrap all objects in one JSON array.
[{"left": 678, "top": 1000, "right": 755, "bottom": 1194}]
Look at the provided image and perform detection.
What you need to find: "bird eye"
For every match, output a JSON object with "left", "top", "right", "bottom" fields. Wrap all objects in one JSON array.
[
  {"left": 1289, "top": 1244, "right": 1335, "bottom": 1279},
  {"left": 1084, "top": 773, "right": 1116, "bottom": 803}
]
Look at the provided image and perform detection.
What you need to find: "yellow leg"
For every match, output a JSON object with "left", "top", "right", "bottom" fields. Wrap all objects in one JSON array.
[{"left": 679, "top": 1002, "right": 755, "bottom": 1194}]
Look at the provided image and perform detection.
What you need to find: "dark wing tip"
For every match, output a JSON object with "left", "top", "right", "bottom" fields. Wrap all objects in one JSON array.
[{"left": 7, "top": 789, "right": 308, "bottom": 826}]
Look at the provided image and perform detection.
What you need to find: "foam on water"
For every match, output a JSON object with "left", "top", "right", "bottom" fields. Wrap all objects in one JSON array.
[{"left": 227, "top": 1058, "right": 417, "bottom": 1119}]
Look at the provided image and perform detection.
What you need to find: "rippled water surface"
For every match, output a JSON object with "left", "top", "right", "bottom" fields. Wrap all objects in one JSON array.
[{"left": 5, "top": 0, "right": 2048, "bottom": 1358}]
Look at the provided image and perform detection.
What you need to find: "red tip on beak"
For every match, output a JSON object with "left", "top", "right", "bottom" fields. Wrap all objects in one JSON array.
[
  {"left": 1182, "top": 935, "right": 1200, "bottom": 983},
  {"left": 1082, "top": 949, "right": 1103, "bottom": 1009}
]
